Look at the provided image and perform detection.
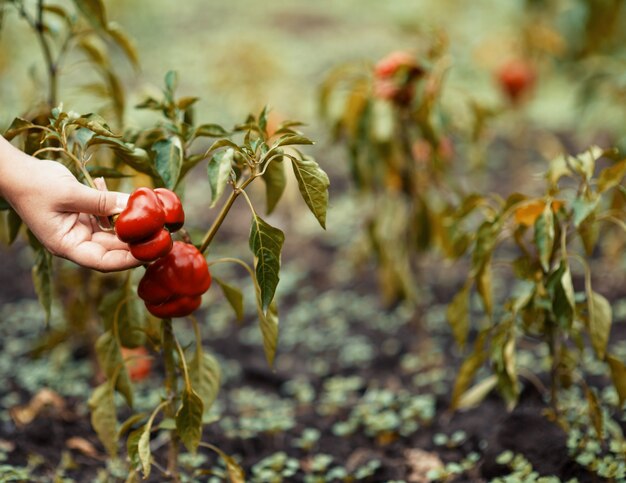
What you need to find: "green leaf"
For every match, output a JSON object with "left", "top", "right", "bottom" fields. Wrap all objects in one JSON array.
[
  {"left": 95, "top": 331, "right": 134, "bottom": 407},
  {"left": 72, "top": 0, "right": 107, "bottom": 30},
  {"left": 4, "top": 117, "right": 34, "bottom": 140},
  {"left": 578, "top": 215, "right": 599, "bottom": 256},
  {"left": 32, "top": 245, "right": 52, "bottom": 324},
  {"left": 249, "top": 214, "right": 284, "bottom": 313},
  {"left": 118, "top": 413, "right": 147, "bottom": 439},
  {"left": 258, "top": 106, "right": 269, "bottom": 133},
  {"left": 476, "top": 264, "right": 493, "bottom": 316},
  {"left": 588, "top": 291, "right": 612, "bottom": 360},
  {"left": 450, "top": 330, "right": 489, "bottom": 410},
  {"left": 255, "top": 297, "right": 279, "bottom": 367},
  {"left": 207, "top": 148, "right": 234, "bottom": 208},
  {"left": 214, "top": 277, "right": 244, "bottom": 321},
  {"left": 193, "top": 123, "right": 229, "bottom": 139},
  {"left": 98, "top": 279, "right": 145, "bottom": 348},
  {"left": 606, "top": 355, "right": 626, "bottom": 407},
  {"left": 72, "top": 113, "right": 118, "bottom": 137},
  {"left": 88, "top": 381, "right": 118, "bottom": 456},
  {"left": 165, "top": 70, "right": 178, "bottom": 95},
  {"left": 493, "top": 326, "right": 519, "bottom": 409},
  {"left": 584, "top": 386, "right": 603, "bottom": 439},
  {"left": 177, "top": 96, "right": 199, "bottom": 110},
  {"left": 447, "top": 283, "right": 470, "bottom": 349},
  {"left": 89, "top": 137, "right": 156, "bottom": 177},
  {"left": 6, "top": 208, "right": 22, "bottom": 245},
  {"left": 471, "top": 219, "right": 501, "bottom": 273},
  {"left": 559, "top": 264, "right": 576, "bottom": 311},
  {"left": 289, "top": 155, "right": 330, "bottom": 229},
  {"left": 546, "top": 153, "right": 572, "bottom": 188},
  {"left": 372, "top": 99, "right": 394, "bottom": 142},
  {"left": 572, "top": 195, "right": 599, "bottom": 228},
  {"left": 570, "top": 145, "right": 603, "bottom": 180},
  {"left": 137, "top": 423, "right": 152, "bottom": 477},
  {"left": 189, "top": 351, "right": 221, "bottom": 414},
  {"left": 126, "top": 426, "right": 143, "bottom": 471},
  {"left": 456, "top": 375, "right": 497, "bottom": 410},
  {"left": 106, "top": 22, "right": 139, "bottom": 69},
  {"left": 206, "top": 139, "right": 242, "bottom": 153},
  {"left": 262, "top": 157, "right": 286, "bottom": 214},
  {"left": 204, "top": 444, "right": 246, "bottom": 483},
  {"left": 135, "top": 97, "right": 162, "bottom": 110},
  {"left": 534, "top": 203, "right": 554, "bottom": 272},
  {"left": 75, "top": 127, "right": 95, "bottom": 149},
  {"left": 547, "top": 262, "right": 575, "bottom": 329},
  {"left": 598, "top": 159, "right": 626, "bottom": 193},
  {"left": 176, "top": 389, "right": 204, "bottom": 452},
  {"left": 153, "top": 137, "right": 183, "bottom": 189},
  {"left": 78, "top": 35, "right": 108, "bottom": 69},
  {"left": 274, "top": 120, "right": 306, "bottom": 132},
  {"left": 511, "top": 281, "right": 535, "bottom": 313},
  {"left": 275, "top": 134, "right": 314, "bottom": 147}
]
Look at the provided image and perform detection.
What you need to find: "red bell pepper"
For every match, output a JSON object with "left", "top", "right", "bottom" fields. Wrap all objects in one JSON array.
[
  {"left": 154, "top": 188, "right": 185, "bottom": 232},
  {"left": 115, "top": 187, "right": 165, "bottom": 243},
  {"left": 137, "top": 242, "right": 211, "bottom": 318},
  {"left": 129, "top": 228, "right": 173, "bottom": 262}
]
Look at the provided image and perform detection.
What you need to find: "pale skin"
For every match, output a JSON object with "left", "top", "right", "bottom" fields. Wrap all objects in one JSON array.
[{"left": 0, "top": 135, "right": 141, "bottom": 272}]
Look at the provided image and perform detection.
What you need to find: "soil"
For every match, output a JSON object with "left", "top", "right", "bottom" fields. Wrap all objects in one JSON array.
[{"left": 0, "top": 229, "right": 620, "bottom": 483}]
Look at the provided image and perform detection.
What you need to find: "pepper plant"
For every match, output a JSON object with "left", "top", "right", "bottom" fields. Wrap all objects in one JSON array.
[
  {"left": 1, "top": 0, "right": 137, "bottom": 124},
  {"left": 1, "top": 0, "right": 330, "bottom": 478},
  {"left": 6, "top": 80, "right": 329, "bottom": 479},
  {"left": 319, "top": 42, "right": 467, "bottom": 305},
  {"left": 447, "top": 146, "right": 626, "bottom": 414}
]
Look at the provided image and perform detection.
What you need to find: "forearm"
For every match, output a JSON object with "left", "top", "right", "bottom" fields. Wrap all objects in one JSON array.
[{"left": 0, "top": 135, "right": 36, "bottom": 203}]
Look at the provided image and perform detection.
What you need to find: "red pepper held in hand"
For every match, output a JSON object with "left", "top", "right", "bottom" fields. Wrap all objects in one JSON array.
[
  {"left": 115, "top": 187, "right": 165, "bottom": 243},
  {"left": 115, "top": 187, "right": 185, "bottom": 262},
  {"left": 138, "top": 241, "right": 211, "bottom": 318},
  {"left": 129, "top": 228, "right": 173, "bottom": 262},
  {"left": 154, "top": 188, "right": 185, "bottom": 232}
]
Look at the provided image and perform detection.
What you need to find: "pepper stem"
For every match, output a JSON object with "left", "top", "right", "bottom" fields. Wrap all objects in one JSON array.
[
  {"left": 162, "top": 318, "right": 181, "bottom": 481},
  {"left": 198, "top": 176, "right": 255, "bottom": 254}
]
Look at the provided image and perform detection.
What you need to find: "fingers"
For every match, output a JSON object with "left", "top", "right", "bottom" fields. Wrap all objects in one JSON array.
[
  {"left": 68, "top": 241, "right": 142, "bottom": 272},
  {"left": 91, "top": 231, "right": 132, "bottom": 251},
  {"left": 61, "top": 183, "right": 129, "bottom": 216}
]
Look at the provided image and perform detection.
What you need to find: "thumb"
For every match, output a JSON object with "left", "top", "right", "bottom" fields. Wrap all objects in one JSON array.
[{"left": 64, "top": 184, "right": 129, "bottom": 216}]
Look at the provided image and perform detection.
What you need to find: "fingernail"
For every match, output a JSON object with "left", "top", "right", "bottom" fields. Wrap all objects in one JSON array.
[{"left": 115, "top": 193, "right": 130, "bottom": 211}]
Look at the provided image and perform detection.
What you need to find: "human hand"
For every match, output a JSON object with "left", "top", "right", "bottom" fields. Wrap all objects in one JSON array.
[{"left": 0, "top": 138, "right": 141, "bottom": 272}]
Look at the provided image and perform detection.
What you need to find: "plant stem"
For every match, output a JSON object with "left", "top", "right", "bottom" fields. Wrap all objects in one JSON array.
[
  {"left": 16, "top": 0, "right": 64, "bottom": 108},
  {"left": 397, "top": 109, "right": 418, "bottom": 198},
  {"left": 35, "top": 0, "right": 58, "bottom": 107},
  {"left": 198, "top": 176, "right": 255, "bottom": 254},
  {"left": 547, "top": 319, "right": 560, "bottom": 415},
  {"left": 162, "top": 318, "right": 180, "bottom": 481},
  {"left": 199, "top": 190, "right": 238, "bottom": 253},
  {"left": 35, "top": 145, "right": 98, "bottom": 189}
]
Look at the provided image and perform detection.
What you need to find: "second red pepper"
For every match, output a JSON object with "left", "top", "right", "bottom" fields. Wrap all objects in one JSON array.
[{"left": 137, "top": 241, "right": 211, "bottom": 318}]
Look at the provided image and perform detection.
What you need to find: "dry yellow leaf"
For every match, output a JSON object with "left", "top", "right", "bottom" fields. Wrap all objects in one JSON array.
[{"left": 514, "top": 200, "right": 563, "bottom": 227}]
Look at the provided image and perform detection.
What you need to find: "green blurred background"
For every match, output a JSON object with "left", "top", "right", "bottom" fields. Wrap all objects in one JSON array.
[{"left": 2, "top": 0, "right": 625, "bottom": 139}]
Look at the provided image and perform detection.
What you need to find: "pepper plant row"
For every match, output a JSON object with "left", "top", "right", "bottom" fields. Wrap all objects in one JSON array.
[{"left": 322, "top": 45, "right": 626, "bottom": 421}]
